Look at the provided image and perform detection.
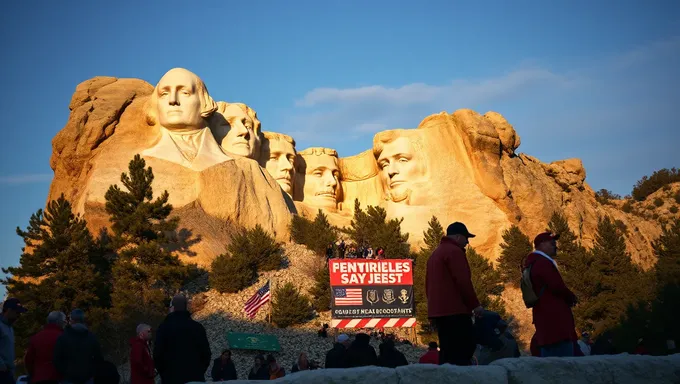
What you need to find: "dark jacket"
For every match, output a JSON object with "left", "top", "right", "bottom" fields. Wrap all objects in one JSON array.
[
  {"left": 93, "top": 360, "right": 120, "bottom": 384},
  {"left": 153, "top": 311, "right": 211, "bottom": 384},
  {"left": 129, "top": 337, "right": 154, "bottom": 384},
  {"left": 25, "top": 324, "right": 63, "bottom": 383},
  {"left": 324, "top": 343, "right": 348, "bottom": 369},
  {"left": 247, "top": 366, "right": 268, "bottom": 380},
  {"left": 346, "top": 334, "right": 378, "bottom": 368},
  {"left": 211, "top": 358, "right": 236, "bottom": 381},
  {"left": 377, "top": 346, "right": 408, "bottom": 368},
  {"left": 524, "top": 252, "right": 577, "bottom": 347},
  {"left": 426, "top": 237, "right": 480, "bottom": 317},
  {"left": 53, "top": 324, "right": 103, "bottom": 384}
]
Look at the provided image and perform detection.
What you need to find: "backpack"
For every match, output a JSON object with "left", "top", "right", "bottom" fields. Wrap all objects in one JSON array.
[{"left": 520, "top": 260, "right": 545, "bottom": 308}]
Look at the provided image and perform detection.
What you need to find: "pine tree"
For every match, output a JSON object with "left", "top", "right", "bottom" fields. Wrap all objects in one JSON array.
[
  {"left": 612, "top": 219, "right": 680, "bottom": 354},
  {"left": 467, "top": 248, "right": 506, "bottom": 317},
  {"left": 422, "top": 216, "right": 444, "bottom": 252},
  {"left": 229, "top": 224, "right": 283, "bottom": 272},
  {"left": 346, "top": 199, "right": 370, "bottom": 247},
  {"left": 210, "top": 253, "right": 256, "bottom": 293},
  {"left": 1, "top": 195, "right": 109, "bottom": 358},
  {"left": 309, "top": 265, "right": 331, "bottom": 312},
  {"left": 649, "top": 219, "right": 680, "bottom": 346},
  {"left": 414, "top": 216, "right": 444, "bottom": 335},
  {"left": 271, "top": 282, "right": 312, "bottom": 327},
  {"left": 290, "top": 210, "right": 337, "bottom": 257},
  {"left": 497, "top": 225, "right": 532, "bottom": 286},
  {"left": 583, "top": 216, "right": 645, "bottom": 334},
  {"left": 105, "top": 155, "right": 189, "bottom": 332},
  {"left": 653, "top": 218, "right": 680, "bottom": 288},
  {"left": 345, "top": 200, "right": 410, "bottom": 259}
]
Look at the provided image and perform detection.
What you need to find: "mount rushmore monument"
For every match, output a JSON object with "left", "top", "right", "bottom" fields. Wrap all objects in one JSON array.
[{"left": 47, "top": 67, "right": 661, "bottom": 267}]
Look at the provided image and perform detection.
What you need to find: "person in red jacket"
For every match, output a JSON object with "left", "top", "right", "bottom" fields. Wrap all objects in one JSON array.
[
  {"left": 525, "top": 232, "right": 578, "bottom": 357},
  {"left": 426, "top": 222, "right": 483, "bottom": 366},
  {"left": 130, "top": 324, "right": 155, "bottom": 384},
  {"left": 418, "top": 342, "right": 439, "bottom": 365},
  {"left": 24, "top": 311, "right": 65, "bottom": 384}
]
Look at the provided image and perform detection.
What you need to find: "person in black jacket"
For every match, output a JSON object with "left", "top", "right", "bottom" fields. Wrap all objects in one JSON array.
[
  {"left": 153, "top": 295, "right": 211, "bottom": 384},
  {"left": 346, "top": 333, "right": 378, "bottom": 368},
  {"left": 247, "top": 355, "right": 269, "bottom": 380},
  {"left": 377, "top": 339, "right": 408, "bottom": 368},
  {"left": 211, "top": 349, "right": 237, "bottom": 381},
  {"left": 324, "top": 333, "right": 350, "bottom": 368},
  {"left": 54, "top": 309, "right": 104, "bottom": 384}
]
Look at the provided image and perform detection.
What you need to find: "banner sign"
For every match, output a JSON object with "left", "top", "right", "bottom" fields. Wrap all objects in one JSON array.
[
  {"left": 329, "top": 259, "right": 416, "bottom": 327},
  {"left": 227, "top": 332, "right": 281, "bottom": 352},
  {"left": 329, "top": 259, "right": 413, "bottom": 285}
]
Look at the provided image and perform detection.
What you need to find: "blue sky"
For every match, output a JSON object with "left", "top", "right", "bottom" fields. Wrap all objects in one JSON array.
[{"left": 1, "top": 1, "right": 678, "bottom": 296}]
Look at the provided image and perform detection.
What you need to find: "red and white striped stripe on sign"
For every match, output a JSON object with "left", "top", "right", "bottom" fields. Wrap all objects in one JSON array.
[{"left": 330, "top": 318, "right": 416, "bottom": 328}]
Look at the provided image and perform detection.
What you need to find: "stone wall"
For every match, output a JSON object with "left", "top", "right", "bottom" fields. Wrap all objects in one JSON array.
[{"left": 205, "top": 354, "right": 680, "bottom": 384}]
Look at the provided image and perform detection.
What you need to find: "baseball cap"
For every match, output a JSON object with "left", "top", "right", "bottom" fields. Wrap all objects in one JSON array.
[
  {"left": 533, "top": 232, "right": 559, "bottom": 248},
  {"left": 446, "top": 222, "right": 475, "bottom": 238},
  {"left": 337, "top": 333, "right": 349, "bottom": 343},
  {"left": 2, "top": 298, "right": 28, "bottom": 313}
]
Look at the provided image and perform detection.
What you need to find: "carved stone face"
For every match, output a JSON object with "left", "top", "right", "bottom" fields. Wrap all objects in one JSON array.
[
  {"left": 219, "top": 103, "right": 260, "bottom": 158},
  {"left": 264, "top": 138, "right": 296, "bottom": 194},
  {"left": 156, "top": 68, "right": 204, "bottom": 130},
  {"left": 302, "top": 154, "right": 340, "bottom": 209},
  {"left": 376, "top": 136, "right": 425, "bottom": 203}
]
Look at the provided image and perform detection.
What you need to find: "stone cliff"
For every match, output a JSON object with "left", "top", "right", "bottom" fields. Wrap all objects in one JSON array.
[{"left": 48, "top": 73, "right": 662, "bottom": 269}]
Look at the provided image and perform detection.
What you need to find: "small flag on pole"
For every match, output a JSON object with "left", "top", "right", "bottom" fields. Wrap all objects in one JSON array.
[{"left": 244, "top": 280, "right": 271, "bottom": 319}]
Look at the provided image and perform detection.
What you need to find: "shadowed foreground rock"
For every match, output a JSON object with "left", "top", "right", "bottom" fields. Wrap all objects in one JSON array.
[{"left": 200, "top": 354, "right": 679, "bottom": 384}]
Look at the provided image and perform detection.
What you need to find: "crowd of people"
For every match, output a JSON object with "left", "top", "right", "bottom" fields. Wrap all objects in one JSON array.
[
  {"left": 326, "top": 239, "right": 385, "bottom": 261},
  {"left": 2, "top": 220, "right": 675, "bottom": 384}
]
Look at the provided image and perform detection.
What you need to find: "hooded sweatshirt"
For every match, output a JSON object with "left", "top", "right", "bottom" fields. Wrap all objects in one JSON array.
[{"left": 54, "top": 323, "right": 103, "bottom": 384}]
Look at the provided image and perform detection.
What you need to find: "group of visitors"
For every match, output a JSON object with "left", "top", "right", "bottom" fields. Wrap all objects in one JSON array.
[
  {"left": 1, "top": 303, "right": 120, "bottom": 384},
  {"left": 424, "top": 220, "right": 675, "bottom": 365},
  {"left": 0, "top": 294, "right": 218, "bottom": 384},
  {"left": 326, "top": 240, "right": 385, "bottom": 261},
  {"left": 324, "top": 333, "right": 408, "bottom": 369}
]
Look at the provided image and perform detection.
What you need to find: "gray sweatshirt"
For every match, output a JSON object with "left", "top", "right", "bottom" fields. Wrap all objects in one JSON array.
[{"left": 0, "top": 315, "right": 15, "bottom": 374}]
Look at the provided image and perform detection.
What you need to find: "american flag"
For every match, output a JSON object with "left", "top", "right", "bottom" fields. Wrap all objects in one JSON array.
[
  {"left": 244, "top": 281, "right": 271, "bottom": 319},
  {"left": 333, "top": 288, "right": 362, "bottom": 306}
]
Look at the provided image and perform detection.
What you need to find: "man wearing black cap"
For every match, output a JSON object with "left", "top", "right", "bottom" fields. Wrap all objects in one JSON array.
[
  {"left": 0, "top": 298, "right": 27, "bottom": 383},
  {"left": 426, "top": 222, "right": 483, "bottom": 366},
  {"left": 524, "top": 232, "right": 578, "bottom": 357}
]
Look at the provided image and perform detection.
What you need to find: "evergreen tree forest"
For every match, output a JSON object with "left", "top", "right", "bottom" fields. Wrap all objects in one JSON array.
[{"left": 2, "top": 155, "right": 200, "bottom": 364}]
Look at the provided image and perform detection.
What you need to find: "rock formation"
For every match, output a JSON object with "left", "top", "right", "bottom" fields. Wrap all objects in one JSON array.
[{"left": 48, "top": 68, "right": 662, "bottom": 269}]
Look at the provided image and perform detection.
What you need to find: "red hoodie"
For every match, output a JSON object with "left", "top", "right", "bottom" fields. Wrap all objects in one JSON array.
[
  {"left": 524, "top": 252, "right": 578, "bottom": 347},
  {"left": 25, "top": 324, "right": 64, "bottom": 383},
  {"left": 418, "top": 349, "right": 439, "bottom": 365},
  {"left": 129, "top": 337, "right": 155, "bottom": 384}
]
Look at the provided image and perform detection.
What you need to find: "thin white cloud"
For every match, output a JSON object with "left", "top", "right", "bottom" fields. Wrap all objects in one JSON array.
[
  {"left": 0, "top": 174, "right": 53, "bottom": 185},
  {"left": 279, "top": 35, "right": 679, "bottom": 196},
  {"left": 295, "top": 68, "right": 573, "bottom": 108}
]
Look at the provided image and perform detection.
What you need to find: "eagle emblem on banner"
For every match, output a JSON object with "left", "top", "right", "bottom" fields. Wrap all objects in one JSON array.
[{"left": 399, "top": 289, "right": 410, "bottom": 304}]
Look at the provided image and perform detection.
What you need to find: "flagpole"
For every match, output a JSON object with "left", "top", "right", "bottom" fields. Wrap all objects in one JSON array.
[{"left": 268, "top": 278, "right": 273, "bottom": 325}]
